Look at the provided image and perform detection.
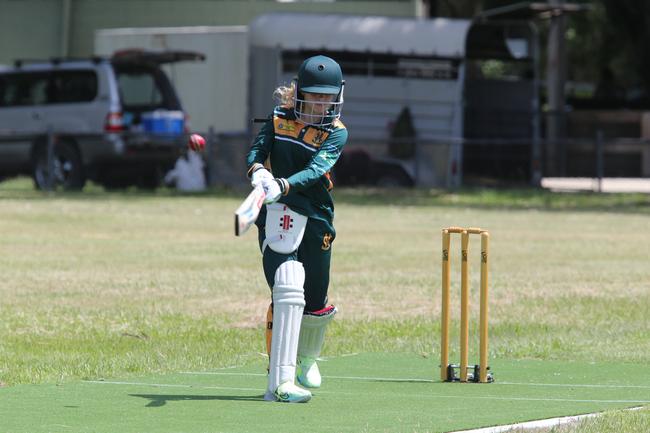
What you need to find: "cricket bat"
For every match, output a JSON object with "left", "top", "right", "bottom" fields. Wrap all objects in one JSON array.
[{"left": 234, "top": 184, "right": 266, "bottom": 236}]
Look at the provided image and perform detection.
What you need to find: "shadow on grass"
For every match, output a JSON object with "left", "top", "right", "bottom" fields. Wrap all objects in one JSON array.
[{"left": 130, "top": 393, "right": 264, "bottom": 407}]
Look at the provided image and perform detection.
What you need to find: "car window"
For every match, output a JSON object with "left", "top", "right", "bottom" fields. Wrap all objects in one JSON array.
[
  {"left": 0, "top": 73, "right": 49, "bottom": 106},
  {"left": 0, "top": 70, "right": 97, "bottom": 106},
  {"left": 114, "top": 65, "right": 180, "bottom": 112},
  {"left": 52, "top": 70, "right": 98, "bottom": 103},
  {"left": 116, "top": 69, "right": 163, "bottom": 107}
]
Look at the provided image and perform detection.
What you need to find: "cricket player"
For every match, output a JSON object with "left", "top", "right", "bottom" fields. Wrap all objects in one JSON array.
[{"left": 246, "top": 55, "right": 348, "bottom": 403}]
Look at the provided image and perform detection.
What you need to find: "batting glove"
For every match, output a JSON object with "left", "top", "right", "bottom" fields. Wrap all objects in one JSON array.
[
  {"left": 262, "top": 177, "right": 289, "bottom": 204},
  {"left": 250, "top": 165, "right": 274, "bottom": 188}
]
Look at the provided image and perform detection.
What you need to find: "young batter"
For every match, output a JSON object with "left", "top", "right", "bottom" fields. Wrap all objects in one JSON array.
[{"left": 246, "top": 55, "right": 348, "bottom": 403}]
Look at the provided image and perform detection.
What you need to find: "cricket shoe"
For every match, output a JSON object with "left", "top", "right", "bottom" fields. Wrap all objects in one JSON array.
[
  {"left": 263, "top": 381, "right": 312, "bottom": 403},
  {"left": 297, "top": 356, "right": 321, "bottom": 388}
]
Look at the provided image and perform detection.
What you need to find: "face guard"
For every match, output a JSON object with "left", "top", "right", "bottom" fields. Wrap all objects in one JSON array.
[
  {"left": 294, "top": 55, "right": 344, "bottom": 127},
  {"left": 293, "top": 83, "right": 345, "bottom": 127}
]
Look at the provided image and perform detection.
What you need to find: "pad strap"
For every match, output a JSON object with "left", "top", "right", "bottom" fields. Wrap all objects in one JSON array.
[{"left": 298, "top": 305, "right": 337, "bottom": 360}]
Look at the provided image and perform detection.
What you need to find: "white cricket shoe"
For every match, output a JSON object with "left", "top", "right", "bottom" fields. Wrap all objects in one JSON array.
[
  {"left": 264, "top": 381, "right": 312, "bottom": 403},
  {"left": 297, "top": 356, "right": 321, "bottom": 388}
]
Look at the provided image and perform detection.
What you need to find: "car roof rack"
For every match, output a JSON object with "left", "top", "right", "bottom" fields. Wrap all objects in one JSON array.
[
  {"left": 11, "top": 50, "right": 205, "bottom": 69},
  {"left": 110, "top": 49, "right": 206, "bottom": 65},
  {"left": 13, "top": 56, "right": 105, "bottom": 68}
]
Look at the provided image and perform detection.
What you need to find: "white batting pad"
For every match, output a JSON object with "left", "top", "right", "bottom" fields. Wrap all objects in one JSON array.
[
  {"left": 298, "top": 306, "right": 337, "bottom": 359},
  {"left": 268, "top": 261, "right": 306, "bottom": 395}
]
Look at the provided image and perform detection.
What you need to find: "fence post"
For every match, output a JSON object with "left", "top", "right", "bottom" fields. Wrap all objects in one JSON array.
[
  {"left": 46, "top": 127, "right": 55, "bottom": 191},
  {"left": 595, "top": 130, "right": 604, "bottom": 193},
  {"left": 206, "top": 127, "right": 216, "bottom": 186},
  {"left": 413, "top": 138, "right": 420, "bottom": 186},
  {"left": 531, "top": 135, "right": 543, "bottom": 187},
  {"left": 446, "top": 138, "right": 462, "bottom": 189}
]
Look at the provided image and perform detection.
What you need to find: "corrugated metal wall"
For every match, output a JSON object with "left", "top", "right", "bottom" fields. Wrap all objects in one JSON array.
[{"left": 0, "top": 0, "right": 417, "bottom": 65}]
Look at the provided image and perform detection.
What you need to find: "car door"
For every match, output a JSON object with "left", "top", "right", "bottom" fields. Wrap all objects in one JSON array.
[
  {"left": 0, "top": 72, "right": 48, "bottom": 170},
  {"left": 42, "top": 68, "right": 101, "bottom": 133}
]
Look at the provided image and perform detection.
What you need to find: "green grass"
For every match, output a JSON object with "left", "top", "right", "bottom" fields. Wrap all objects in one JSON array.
[
  {"left": 1, "top": 176, "right": 649, "bottom": 432},
  {"left": 2, "top": 354, "right": 650, "bottom": 433},
  {"left": 332, "top": 186, "right": 650, "bottom": 212},
  {"left": 529, "top": 408, "right": 650, "bottom": 433},
  {"left": 502, "top": 408, "right": 650, "bottom": 433}
]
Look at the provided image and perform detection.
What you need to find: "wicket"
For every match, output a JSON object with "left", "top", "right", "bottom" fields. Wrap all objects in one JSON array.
[{"left": 440, "top": 227, "right": 493, "bottom": 383}]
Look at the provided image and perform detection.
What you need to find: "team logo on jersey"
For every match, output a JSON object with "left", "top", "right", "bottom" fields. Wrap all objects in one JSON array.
[
  {"left": 321, "top": 233, "right": 333, "bottom": 251},
  {"left": 312, "top": 130, "right": 327, "bottom": 145},
  {"left": 303, "top": 128, "right": 330, "bottom": 147},
  {"left": 274, "top": 117, "right": 301, "bottom": 139},
  {"left": 277, "top": 122, "right": 296, "bottom": 133}
]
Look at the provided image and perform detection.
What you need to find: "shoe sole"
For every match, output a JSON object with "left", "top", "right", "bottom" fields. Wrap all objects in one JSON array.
[
  {"left": 275, "top": 392, "right": 311, "bottom": 403},
  {"left": 264, "top": 389, "right": 311, "bottom": 403}
]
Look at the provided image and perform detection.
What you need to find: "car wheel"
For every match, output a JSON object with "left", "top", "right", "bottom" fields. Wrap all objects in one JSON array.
[{"left": 32, "top": 140, "right": 86, "bottom": 191}]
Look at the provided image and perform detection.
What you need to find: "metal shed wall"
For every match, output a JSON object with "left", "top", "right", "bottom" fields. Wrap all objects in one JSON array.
[
  {"left": 250, "top": 13, "right": 471, "bottom": 142},
  {"left": 0, "top": 0, "right": 418, "bottom": 65}
]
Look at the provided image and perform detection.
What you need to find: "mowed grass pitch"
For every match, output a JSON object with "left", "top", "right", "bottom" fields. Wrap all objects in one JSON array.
[
  {"left": 0, "top": 178, "right": 649, "bottom": 432},
  {"left": 2, "top": 354, "right": 650, "bottom": 433}
]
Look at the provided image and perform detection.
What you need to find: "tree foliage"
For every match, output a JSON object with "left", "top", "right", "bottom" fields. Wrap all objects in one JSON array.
[
  {"left": 599, "top": 0, "right": 650, "bottom": 98},
  {"left": 427, "top": 0, "right": 650, "bottom": 105}
]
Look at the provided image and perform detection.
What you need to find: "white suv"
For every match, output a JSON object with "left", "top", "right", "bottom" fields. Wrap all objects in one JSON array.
[{"left": 0, "top": 50, "right": 204, "bottom": 190}]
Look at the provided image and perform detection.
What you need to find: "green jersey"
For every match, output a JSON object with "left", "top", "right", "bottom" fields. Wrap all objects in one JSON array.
[{"left": 247, "top": 105, "right": 348, "bottom": 226}]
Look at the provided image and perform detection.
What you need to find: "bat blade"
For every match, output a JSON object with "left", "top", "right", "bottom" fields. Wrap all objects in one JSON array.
[{"left": 234, "top": 185, "right": 266, "bottom": 236}]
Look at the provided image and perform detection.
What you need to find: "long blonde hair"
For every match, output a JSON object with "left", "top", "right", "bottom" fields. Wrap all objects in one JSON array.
[{"left": 273, "top": 81, "right": 296, "bottom": 108}]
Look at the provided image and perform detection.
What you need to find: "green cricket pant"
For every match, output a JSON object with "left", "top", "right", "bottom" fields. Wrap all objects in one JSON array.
[{"left": 258, "top": 217, "right": 335, "bottom": 312}]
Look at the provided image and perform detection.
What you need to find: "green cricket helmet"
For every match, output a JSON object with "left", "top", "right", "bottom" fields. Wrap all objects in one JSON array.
[{"left": 294, "top": 55, "right": 345, "bottom": 126}]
